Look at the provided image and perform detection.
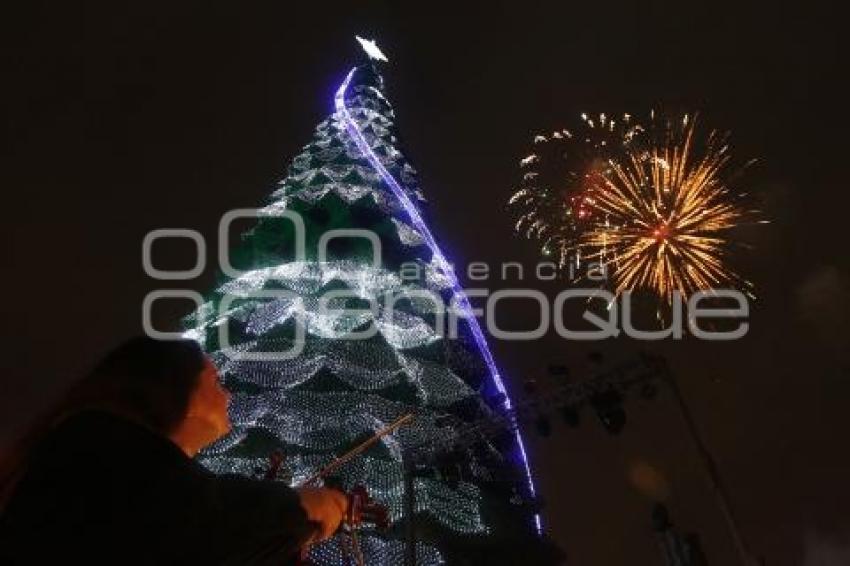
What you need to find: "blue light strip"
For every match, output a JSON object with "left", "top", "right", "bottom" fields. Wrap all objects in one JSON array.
[{"left": 335, "top": 66, "right": 542, "bottom": 533}]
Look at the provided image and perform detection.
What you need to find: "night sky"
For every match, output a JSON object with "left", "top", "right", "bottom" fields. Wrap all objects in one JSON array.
[{"left": 2, "top": 2, "right": 847, "bottom": 565}]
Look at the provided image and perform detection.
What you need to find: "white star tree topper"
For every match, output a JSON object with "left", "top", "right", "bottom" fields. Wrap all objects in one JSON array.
[{"left": 355, "top": 36, "right": 389, "bottom": 62}]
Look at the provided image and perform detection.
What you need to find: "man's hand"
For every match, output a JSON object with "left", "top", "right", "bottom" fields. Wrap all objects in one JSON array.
[{"left": 296, "top": 487, "right": 349, "bottom": 543}]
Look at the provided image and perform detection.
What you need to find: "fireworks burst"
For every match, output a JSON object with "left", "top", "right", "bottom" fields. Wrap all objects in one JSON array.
[
  {"left": 578, "top": 113, "right": 762, "bottom": 303},
  {"left": 509, "top": 113, "right": 644, "bottom": 268}
]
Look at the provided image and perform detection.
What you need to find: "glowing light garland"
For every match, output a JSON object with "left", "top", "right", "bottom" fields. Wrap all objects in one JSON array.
[{"left": 335, "top": 66, "right": 541, "bottom": 532}]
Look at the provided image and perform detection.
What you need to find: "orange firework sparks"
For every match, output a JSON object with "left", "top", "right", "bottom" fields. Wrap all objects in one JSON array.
[{"left": 579, "top": 114, "right": 760, "bottom": 303}]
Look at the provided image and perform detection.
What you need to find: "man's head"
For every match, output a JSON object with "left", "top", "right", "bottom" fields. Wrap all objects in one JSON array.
[
  {"left": 62, "top": 336, "right": 232, "bottom": 454},
  {"left": 1, "top": 336, "right": 233, "bottom": 503}
]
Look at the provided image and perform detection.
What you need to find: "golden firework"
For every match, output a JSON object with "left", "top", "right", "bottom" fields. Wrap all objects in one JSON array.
[{"left": 580, "top": 114, "right": 757, "bottom": 303}]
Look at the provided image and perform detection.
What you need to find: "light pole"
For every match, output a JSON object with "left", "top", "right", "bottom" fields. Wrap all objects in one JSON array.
[{"left": 654, "top": 356, "right": 758, "bottom": 566}]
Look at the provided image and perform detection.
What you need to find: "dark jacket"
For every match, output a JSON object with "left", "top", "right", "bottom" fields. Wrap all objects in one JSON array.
[{"left": 0, "top": 410, "right": 313, "bottom": 565}]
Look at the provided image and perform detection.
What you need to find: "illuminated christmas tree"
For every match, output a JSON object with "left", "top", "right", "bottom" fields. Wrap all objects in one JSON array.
[{"left": 183, "top": 38, "right": 547, "bottom": 565}]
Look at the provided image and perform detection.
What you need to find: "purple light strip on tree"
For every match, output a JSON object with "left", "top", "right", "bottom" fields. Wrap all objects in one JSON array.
[{"left": 334, "top": 66, "right": 542, "bottom": 533}]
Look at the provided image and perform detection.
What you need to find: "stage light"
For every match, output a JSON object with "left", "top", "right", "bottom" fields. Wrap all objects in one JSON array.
[
  {"left": 534, "top": 415, "right": 552, "bottom": 437},
  {"left": 591, "top": 390, "right": 626, "bottom": 435},
  {"left": 559, "top": 405, "right": 581, "bottom": 428}
]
